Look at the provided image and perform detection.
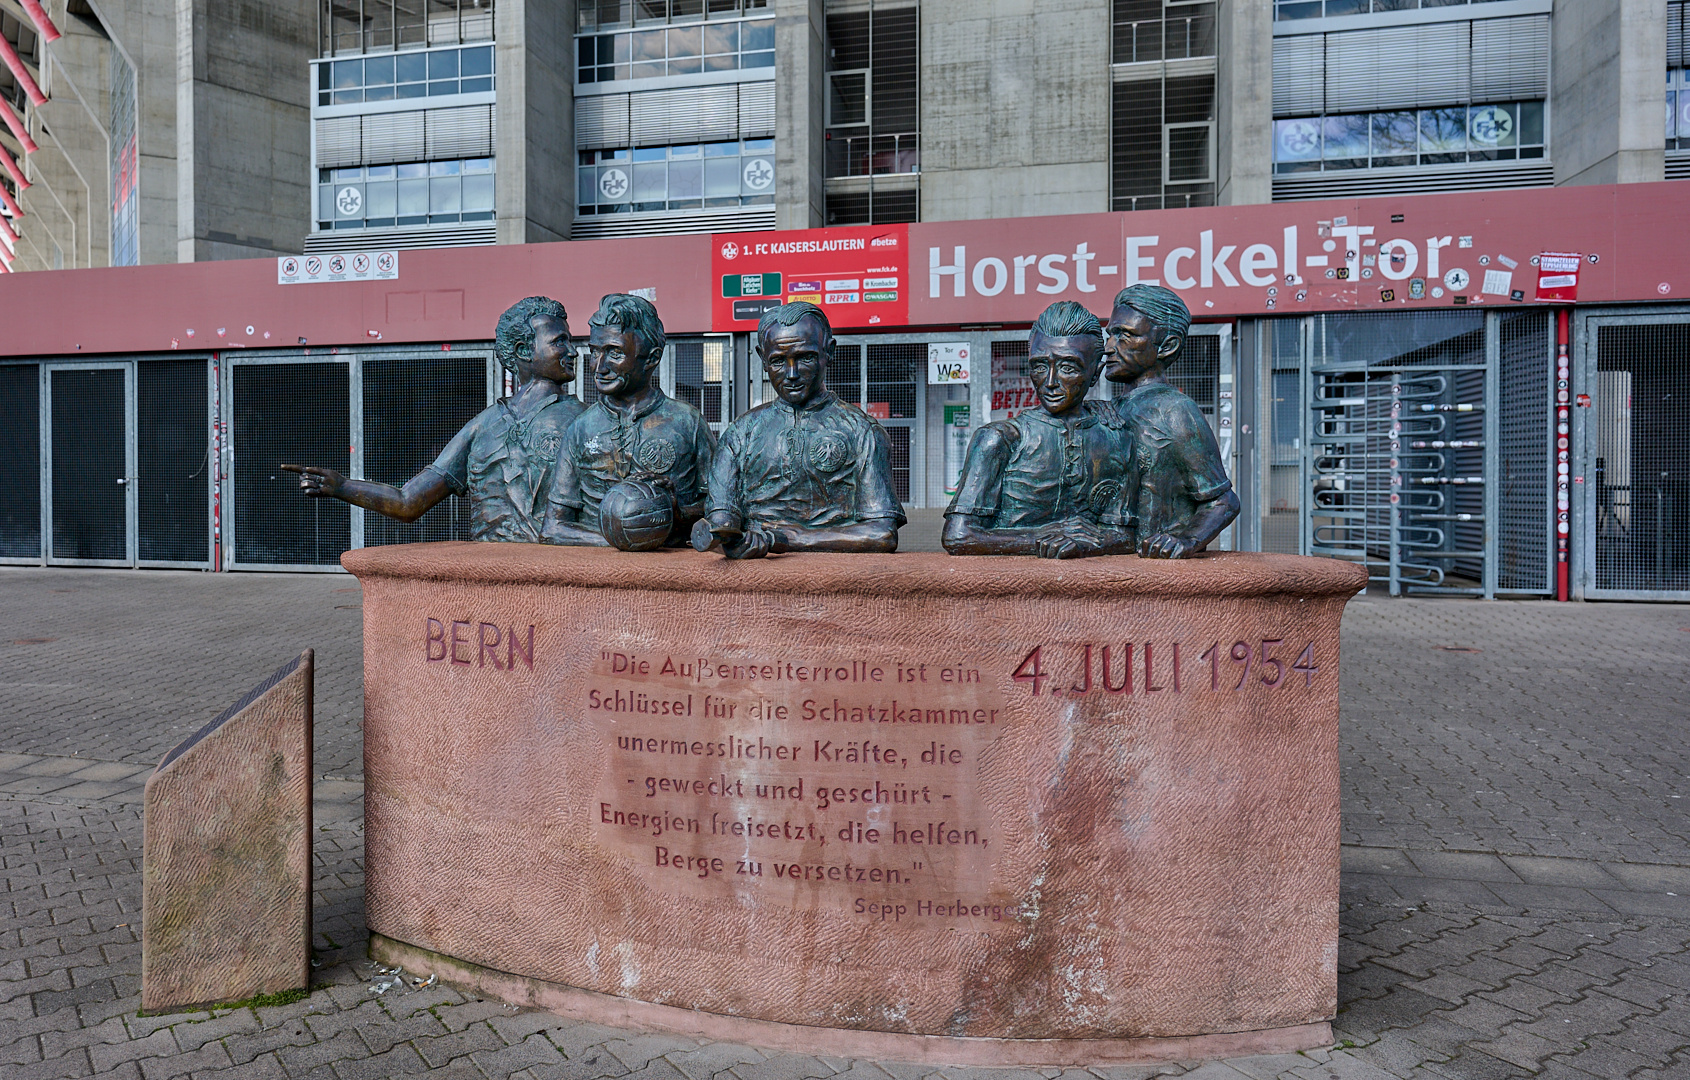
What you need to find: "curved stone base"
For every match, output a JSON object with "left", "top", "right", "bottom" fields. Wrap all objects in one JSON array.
[
  {"left": 370, "top": 932, "right": 1334, "bottom": 1067},
  {"left": 347, "top": 545, "right": 1365, "bottom": 1048}
]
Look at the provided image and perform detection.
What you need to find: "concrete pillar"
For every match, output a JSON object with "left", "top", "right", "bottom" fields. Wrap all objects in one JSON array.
[
  {"left": 775, "top": 0, "right": 824, "bottom": 230},
  {"left": 75, "top": 0, "right": 177, "bottom": 265},
  {"left": 175, "top": 0, "right": 313, "bottom": 261},
  {"left": 497, "top": 0, "right": 574, "bottom": 245},
  {"left": 919, "top": 0, "right": 1108, "bottom": 222},
  {"left": 1551, "top": 0, "right": 1665, "bottom": 186},
  {"left": 31, "top": 10, "right": 114, "bottom": 269},
  {"left": 1215, "top": 0, "right": 1271, "bottom": 206}
]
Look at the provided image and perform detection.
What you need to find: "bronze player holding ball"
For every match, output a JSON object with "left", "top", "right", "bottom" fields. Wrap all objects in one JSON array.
[
  {"left": 282, "top": 296, "right": 583, "bottom": 544},
  {"left": 542, "top": 293, "right": 715, "bottom": 550}
]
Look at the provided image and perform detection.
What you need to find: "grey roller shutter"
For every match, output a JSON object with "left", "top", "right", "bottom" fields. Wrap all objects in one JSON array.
[
  {"left": 1326, "top": 21, "right": 1469, "bottom": 113},
  {"left": 359, "top": 110, "right": 426, "bottom": 165},
  {"left": 1670, "top": 2, "right": 1687, "bottom": 68},
  {"left": 425, "top": 105, "right": 494, "bottom": 159},
  {"left": 575, "top": 94, "right": 630, "bottom": 150},
  {"left": 1472, "top": 16, "right": 1549, "bottom": 102},
  {"left": 739, "top": 81, "right": 775, "bottom": 139},
  {"left": 315, "top": 115, "right": 363, "bottom": 168},
  {"left": 1272, "top": 35, "right": 1324, "bottom": 116},
  {"left": 630, "top": 84, "right": 740, "bottom": 147}
]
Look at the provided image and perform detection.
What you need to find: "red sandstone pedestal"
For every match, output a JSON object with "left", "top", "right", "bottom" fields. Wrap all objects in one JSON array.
[{"left": 345, "top": 544, "right": 1365, "bottom": 1066}]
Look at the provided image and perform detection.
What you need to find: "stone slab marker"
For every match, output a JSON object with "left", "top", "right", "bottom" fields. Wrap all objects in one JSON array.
[{"left": 141, "top": 650, "right": 314, "bottom": 1013}]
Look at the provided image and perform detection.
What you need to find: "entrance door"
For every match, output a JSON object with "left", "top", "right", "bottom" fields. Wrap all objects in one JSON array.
[
  {"left": 46, "top": 364, "right": 134, "bottom": 565},
  {"left": 1577, "top": 311, "right": 1690, "bottom": 600}
]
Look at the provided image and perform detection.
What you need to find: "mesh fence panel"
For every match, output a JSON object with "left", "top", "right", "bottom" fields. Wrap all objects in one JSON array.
[
  {"left": 362, "top": 354, "right": 488, "bottom": 547},
  {"left": 1593, "top": 321, "right": 1690, "bottom": 592},
  {"left": 867, "top": 343, "right": 921, "bottom": 419},
  {"left": 1497, "top": 310, "right": 1551, "bottom": 592},
  {"left": 1165, "top": 333, "right": 1218, "bottom": 414},
  {"left": 137, "top": 359, "right": 211, "bottom": 563},
  {"left": 886, "top": 426, "right": 911, "bottom": 503},
  {"left": 828, "top": 344, "right": 862, "bottom": 405},
  {"left": 232, "top": 362, "right": 351, "bottom": 565},
  {"left": 672, "top": 339, "right": 726, "bottom": 424},
  {"left": 0, "top": 365, "right": 40, "bottom": 558},
  {"left": 50, "top": 369, "right": 128, "bottom": 562}
]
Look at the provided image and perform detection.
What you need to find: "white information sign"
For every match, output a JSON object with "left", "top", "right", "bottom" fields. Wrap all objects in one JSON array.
[
  {"left": 278, "top": 250, "right": 399, "bottom": 285},
  {"left": 927, "top": 340, "right": 971, "bottom": 385}
]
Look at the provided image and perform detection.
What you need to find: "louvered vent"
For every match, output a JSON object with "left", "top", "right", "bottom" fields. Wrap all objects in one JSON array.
[
  {"left": 1273, "top": 162, "right": 1551, "bottom": 201},
  {"left": 425, "top": 106, "right": 494, "bottom": 159},
  {"left": 1472, "top": 16, "right": 1550, "bottom": 103},
  {"left": 739, "top": 81, "right": 775, "bottom": 139},
  {"left": 576, "top": 95, "right": 631, "bottom": 150},
  {"left": 316, "top": 116, "right": 363, "bottom": 168},
  {"left": 630, "top": 85, "right": 741, "bottom": 147},
  {"left": 360, "top": 111, "right": 426, "bottom": 165},
  {"left": 570, "top": 206, "right": 775, "bottom": 240},
  {"left": 304, "top": 223, "right": 497, "bottom": 253},
  {"left": 1272, "top": 36, "right": 1323, "bottom": 116},
  {"left": 1325, "top": 22, "right": 1470, "bottom": 113}
]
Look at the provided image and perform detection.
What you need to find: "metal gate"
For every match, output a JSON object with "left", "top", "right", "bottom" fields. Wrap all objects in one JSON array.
[
  {"left": 1576, "top": 307, "right": 1690, "bottom": 600},
  {"left": 1293, "top": 310, "right": 1554, "bottom": 597},
  {"left": 223, "top": 347, "right": 497, "bottom": 571},
  {"left": 0, "top": 358, "right": 215, "bottom": 569}
]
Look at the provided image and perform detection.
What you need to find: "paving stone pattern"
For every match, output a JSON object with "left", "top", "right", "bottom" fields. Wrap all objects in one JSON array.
[{"left": 2, "top": 567, "right": 1689, "bottom": 1079}]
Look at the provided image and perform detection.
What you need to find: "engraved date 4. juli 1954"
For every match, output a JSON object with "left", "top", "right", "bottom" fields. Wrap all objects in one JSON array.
[{"left": 1010, "top": 639, "right": 1323, "bottom": 696}]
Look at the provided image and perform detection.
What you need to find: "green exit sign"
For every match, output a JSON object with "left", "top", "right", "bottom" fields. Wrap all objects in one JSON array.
[{"left": 722, "top": 273, "right": 781, "bottom": 298}]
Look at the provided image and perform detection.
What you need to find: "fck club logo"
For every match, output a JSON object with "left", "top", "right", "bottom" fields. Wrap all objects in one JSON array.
[{"left": 720, "top": 241, "right": 739, "bottom": 261}]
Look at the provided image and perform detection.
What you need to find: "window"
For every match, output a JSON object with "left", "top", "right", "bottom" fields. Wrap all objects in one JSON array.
[
  {"left": 1275, "top": 0, "right": 1510, "bottom": 18},
  {"left": 318, "top": 157, "right": 495, "bottom": 229},
  {"left": 577, "top": 139, "right": 774, "bottom": 215},
  {"left": 1111, "top": 2, "right": 1216, "bottom": 213},
  {"left": 321, "top": 0, "right": 494, "bottom": 56},
  {"left": 577, "top": 16, "right": 772, "bottom": 83},
  {"left": 824, "top": 7, "right": 919, "bottom": 180},
  {"left": 1671, "top": 70, "right": 1690, "bottom": 151},
  {"left": 1273, "top": 101, "right": 1544, "bottom": 172},
  {"left": 317, "top": 44, "right": 493, "bottom": 105},
  {"left": 1113, "top": 76, "right": 1216, "bottom": 212},
  {"left": 578, "top": 0, "right": 768, "bottom": 32},
  {"left": 823, "top": 4, "right": 920, "bottom": 227},
  {"left": 1114, "top": 0, "right": 1214, "bottom": 63},
  {"left": 1670, "top": 4, "right": 1690, "bottom": 154},
  {"left": 110, "top": 47, "right": 138, "bottom": 267}
]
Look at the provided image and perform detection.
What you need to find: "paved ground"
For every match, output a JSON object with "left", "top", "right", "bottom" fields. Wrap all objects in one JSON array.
[{"left": 3, "top": 565, "right": 1690, "bottom": 1080}]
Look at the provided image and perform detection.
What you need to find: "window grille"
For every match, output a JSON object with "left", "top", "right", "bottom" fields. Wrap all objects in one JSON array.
[
  {"left": 137, "top": 360, "right": 211, "bottom": 564},
  {"left": 824, "top": 5, "right": 920, "bottom": 226},
  {"left": 1590, "top": 321, "right": 1690, "bottom": 595},
  {"left": 362, "top": 355, "right": 488, "bottom": 547},
  {"left": 1112, "top": 75, "right": 1216, "bottom": 212},
  {"left": 231, "top": 364, "right": 352, "bottom": 567},
  {"left": 0, "top": 365, "right": 39, "bottom": 559}
]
